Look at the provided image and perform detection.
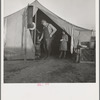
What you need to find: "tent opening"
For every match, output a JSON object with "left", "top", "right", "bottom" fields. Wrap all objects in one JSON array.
[{"left": 33, "top": 9, "right": 71, "bottom": 57}]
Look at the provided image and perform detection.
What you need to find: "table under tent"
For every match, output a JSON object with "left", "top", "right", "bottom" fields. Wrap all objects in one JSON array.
[{"left": 4, "top": 0, "right": 95, "bottom": 62}]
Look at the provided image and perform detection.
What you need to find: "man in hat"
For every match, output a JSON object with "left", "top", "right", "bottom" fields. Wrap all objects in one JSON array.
[{"left": 39, "top": 20, "right": 57, "bottom": 58}]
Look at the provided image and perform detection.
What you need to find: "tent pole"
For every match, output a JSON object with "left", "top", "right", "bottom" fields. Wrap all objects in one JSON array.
[
  {"left": 24, "top": 26, "right": 27, "bottom": 61},
  {"left": 34, "top": 7, "right": 37, "bottom": 52},
  {"left": 22, "top": 13, "right": 24, "bottom": 48},
  {"left": 24, "top": 8, "right": 27, "bottom": 61},
  {"left": 31, "top": 5, "right": 34, "bottom": 43},
  {"left": 71, "top": 26, "right": 74, "bottom": 54}
]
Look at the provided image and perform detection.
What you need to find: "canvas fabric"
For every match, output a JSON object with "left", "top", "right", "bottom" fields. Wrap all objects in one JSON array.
[{"left": 4, "top": 0, "right": 92, "bottom": 59}]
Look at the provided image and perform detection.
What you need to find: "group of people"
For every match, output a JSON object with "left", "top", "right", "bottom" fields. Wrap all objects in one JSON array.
[{"left": 30, "top": 20, "right": 68, "bottom": 59}]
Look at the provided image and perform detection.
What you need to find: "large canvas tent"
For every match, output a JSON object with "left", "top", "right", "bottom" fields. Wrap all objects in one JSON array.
[{"left": 4, "top": 0, "right": 93, "bottom": 60}]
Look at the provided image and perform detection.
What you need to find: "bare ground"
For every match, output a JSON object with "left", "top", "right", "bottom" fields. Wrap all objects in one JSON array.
[{"left": 4, "top": 57, "right": 95, "bottom": 83}]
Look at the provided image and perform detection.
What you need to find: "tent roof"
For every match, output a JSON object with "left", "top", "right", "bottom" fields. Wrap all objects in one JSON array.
[{"left": 4, "top": 0, "right": 92, "bottom": 33}]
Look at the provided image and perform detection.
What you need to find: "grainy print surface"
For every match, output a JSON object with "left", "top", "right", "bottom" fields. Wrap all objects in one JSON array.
[{"left": 4, "top": 57, "right": 95, "bottom": 83}]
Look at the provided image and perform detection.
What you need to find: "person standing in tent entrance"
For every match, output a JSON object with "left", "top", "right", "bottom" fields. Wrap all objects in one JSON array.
[
  {"left": 39, "top": 20, "right": 57, "bottom": 58},
  {"left": 59, "top": 31, "right": 68, "bottom": 58}
]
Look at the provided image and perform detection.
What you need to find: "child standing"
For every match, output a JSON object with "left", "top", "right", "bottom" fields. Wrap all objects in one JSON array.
[{"left": 59, "top": 31, "right": 68, "bottom": 58}]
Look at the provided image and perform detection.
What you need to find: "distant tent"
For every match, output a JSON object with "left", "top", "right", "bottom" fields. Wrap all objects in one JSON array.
[{"left": 4, "top": 0, "right": 93, "bottom": 60}]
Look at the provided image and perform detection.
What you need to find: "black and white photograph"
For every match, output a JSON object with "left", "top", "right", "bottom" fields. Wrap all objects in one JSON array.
[{"left": 4, "top": 0, "right": 96, "bottom": 83}]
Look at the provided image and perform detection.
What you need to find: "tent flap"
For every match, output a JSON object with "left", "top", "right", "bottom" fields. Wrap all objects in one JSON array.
[{"left": 4, "top": 0, "right": 92, "bottom": 59}]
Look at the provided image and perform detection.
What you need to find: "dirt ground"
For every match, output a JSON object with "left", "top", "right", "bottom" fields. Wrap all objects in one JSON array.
[{"left": 4, "top": 57, "right": 95, "bottom": 83}]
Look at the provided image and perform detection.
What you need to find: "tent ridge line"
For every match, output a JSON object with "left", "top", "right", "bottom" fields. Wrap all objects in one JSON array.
[
  {"left": 33, "top": 1, "right": 93, "bottom": 31},
  {"left": 4, "top": 0, "right": 93, "bottom": 31},
  {"left": 4, "top": 7, "right": 26, "bottom": 18},
  {"left": 4, "top": 0, "right": 37, "bottom": 18}
]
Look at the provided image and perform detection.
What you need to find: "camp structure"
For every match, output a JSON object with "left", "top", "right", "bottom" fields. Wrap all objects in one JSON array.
[{"left": 4, "top": 0, "right": 94, "bottom": 60}]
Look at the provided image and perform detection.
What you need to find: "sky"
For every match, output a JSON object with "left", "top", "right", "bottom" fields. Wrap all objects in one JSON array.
[{"left": 4, "top": 0, "right": 95, "bottom": 30}]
